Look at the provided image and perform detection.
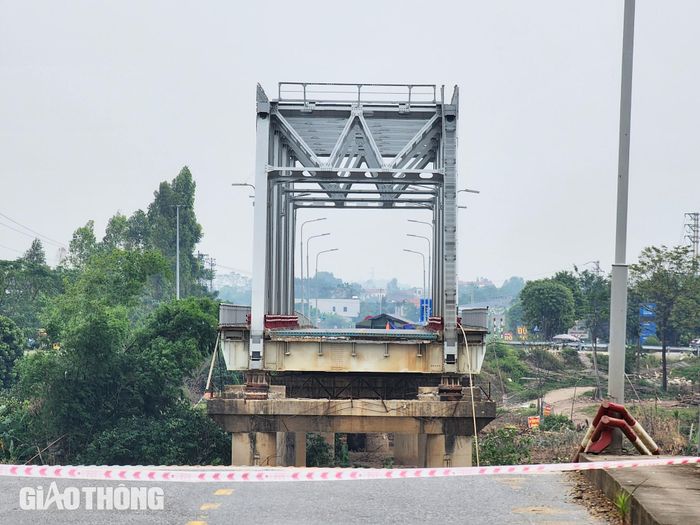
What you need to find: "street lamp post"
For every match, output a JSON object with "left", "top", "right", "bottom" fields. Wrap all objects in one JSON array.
[
  {"left": 407, "top": 233, "right": 431, "bottom": 297},
  {"left": 231, "top": 183, "right": 255, "bottom": 191},
  {"left": 608, "top": 0, "right": 636, "bottom": 406},
  {"left": 315, "top": 248, "right": 339, "bottom": 324},
  {"left": 307, "top": 233, "right": 330, "bottom": 319},
  {"left": 403, "top": 248, "right": 426, "bottom": 303},
  {"left": 300, "top": 218, "right": 327, "bottom": 320}
]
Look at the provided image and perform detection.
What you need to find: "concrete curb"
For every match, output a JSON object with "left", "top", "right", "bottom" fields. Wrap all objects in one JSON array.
[{"left": 580, "top": 454, "right": 700, "bottom": 525}]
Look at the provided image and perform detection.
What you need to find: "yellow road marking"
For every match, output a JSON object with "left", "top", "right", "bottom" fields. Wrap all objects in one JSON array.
[
  {"left": 186, "top": 521, "right": 207, "bottom": 525},
  {"left": 200, "top": 503, "right": 221, "bottom": 510},
  {"left": 214, "top": 488, "right": 234, "bottom": 496}
]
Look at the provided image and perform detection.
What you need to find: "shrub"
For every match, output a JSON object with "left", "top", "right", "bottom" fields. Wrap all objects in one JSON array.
[
  {"left": 539, "top": 414, "right": 575, "bottom": 432},
  {"left": 672, "top": 357, "right": 700, "bottom": 382},
  {"left": 561, "top": 347, "right": 582, "bottom": 368},
  {"left": 306, "top": 434, "right": 333, "bottom": 467},
  {"left": 483, "top": 341, "right": 528, "bottom": 382},
  {"left": 79, "top": 403, "right": 231, "bottom": 465},
  {"left": 595, "top": 353, "right": 609, "bottom": 372},
  {"left": 477, "top": 427, "right": 533, "bottom": 466},
  {"left": 527, "top": 347, "right": 563, "bottom": 371},
  {"left": 644, "top": 335, "right": 661, "bottom": 346}
]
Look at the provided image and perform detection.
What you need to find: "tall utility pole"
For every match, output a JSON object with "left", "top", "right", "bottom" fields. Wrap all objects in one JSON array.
[
  {"left": 685, "top": 212, "right": 699, "bottom": 260},
  {"left": 208, "top": 256, "right": 216, "bottom": 292},
  {"left": 608, "top": 0, "right": 636, "bottom": 405},
  {"left": 197, "top": 251, "right": 209, "bottom": 291}
]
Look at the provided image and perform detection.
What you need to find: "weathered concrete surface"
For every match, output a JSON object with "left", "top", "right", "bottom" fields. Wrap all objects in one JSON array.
[
  {"left": 232, "top": 431, "right": 279, "bottom": 466},
  {"left": 276, "top": 431, "right": 306, "bottom": 467},
  {"left": 209, "top": 398, "right": 496, "bottom": 434},
  {"left": 580, "top": 454, "right": 700, "bottom": 525},
  {"left": 394, "top": 433, "right": 426, "bottom": 466},
  {"left": 425, "top": 434, "right": 472, "bottom": 467},
  {"left": 392, "top": 433, "right": 472, "bottom": 467}
]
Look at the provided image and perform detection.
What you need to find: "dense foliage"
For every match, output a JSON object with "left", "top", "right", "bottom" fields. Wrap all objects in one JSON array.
[
  {"left": 0, "top": 167, "right": 230, "bottom": 465},
  {"left": 520, "top": 280, "right": 575, "bottom": 339},
  {"left": 477, "top": 427, "right": 533, "bottom": 466},
  {"left": 630, "top": 245, "right": 700, "bottom": 390},
  {"left": 0, "top": 316, "right": 23, "bottom": 388}
]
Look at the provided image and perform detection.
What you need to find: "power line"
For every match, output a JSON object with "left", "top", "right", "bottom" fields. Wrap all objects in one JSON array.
[
  {"left": 0, "top": 242, "right": 24, "bottom": 255},
  {"left": 0, "top": 211, "right": 67, "bottom": 248},
  {"left": 215, "top": 263, "right": 252, "bottom": 276},
  {"left": 0, "top": 220, "right": 61, "bottom": 246}
]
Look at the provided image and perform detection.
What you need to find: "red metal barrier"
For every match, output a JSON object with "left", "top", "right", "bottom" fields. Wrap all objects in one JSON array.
[{"left": 573, "top": 401, "right": 660, "bottom": 461}]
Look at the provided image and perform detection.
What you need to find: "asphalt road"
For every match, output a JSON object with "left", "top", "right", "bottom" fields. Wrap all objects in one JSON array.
[{"left": 0, "top": 472, "right": 606, "bottom": 524}]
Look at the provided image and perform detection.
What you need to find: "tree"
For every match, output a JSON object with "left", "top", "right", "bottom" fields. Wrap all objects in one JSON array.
[
  {"left": 577, "top": 269, "right": 610, "bottom": 398},
  {"left": 0, "top": 240, "right": 62, "bottom": 336},
  {"left": 66, "top": 221, "right": 98, "bottom": 269},
  {"left": 306, "top": 271, "right": 343, "bottom": 299},
  {"left": 519, "top": 279, "right": 575, "bottom": 340},
  {"left": 43, "top": 248, "right": 166, "bottom": 343},
  {"left": 505, "top": 299, "right": 524, "bottom": 333},
  {"left": 126, "top": 210, "right": 149, "bottom": 249},
  {"left": 78, "top": 403, "right": 230, "bottom": 465},
  {"left": 23, "top": 239, "right": 46, "bottom": 266},
  {"left": 386, "top": 278, "right": 400, "bottom": 296},
  {"left": 102, "top": 213, "right": 130, "bottom": 249},
  {"left": 630, "top": 245, "right": 699, "bottom": 391},
  {"left": 133, "top": 297, "right": 218, "bottom": 357},
  {"left": 553, "top": 271, "right": 584, "bottom": 318},
  {"left": 625, "top": 285, "right": 645, "bottom": 374},
  {"left": 14, "top": 259, "right": 218, "bottom": 463},
  {"left": 146, "top": 166, "right": 207, "bottom": 299},
  {"left": 0, "top": 316, "right": 23, "bottom": 388},
  {"left": 500, "top": 276, "right": 525, "bottom": 297}
]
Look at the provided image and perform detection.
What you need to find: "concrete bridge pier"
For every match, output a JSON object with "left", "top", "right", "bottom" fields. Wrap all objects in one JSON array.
[
  {"left": 213, "top": 397, "right": 494, "bottom": 468},
  {"left": 232, "top": 431, "right": 307, "bottom": 467},
  {"left": 277, "top": 431, "right": 307, "bottom": 467},
  {"left": 232, "top": 432, "right": 279, "bottom": 466},
  {"left": 394, "top": 433, "right": 472, "bottom": 467}
]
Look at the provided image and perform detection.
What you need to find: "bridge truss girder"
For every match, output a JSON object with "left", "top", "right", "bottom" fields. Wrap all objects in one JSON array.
[{"left": 249, "top": 83, "right": 460, "bottom": 370}]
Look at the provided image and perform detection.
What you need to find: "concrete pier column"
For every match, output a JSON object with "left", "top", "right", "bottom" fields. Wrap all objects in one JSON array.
[
  {"left": 425, "top": 434, "right": 447, "bottom": 467},
  {"left": 231, "top": 432, "right": 279, "bottom": 466},
  {"left": 445, "top": 435, "right": 472, "bottom": 467},
  {"left": 393, "top": 434, "right": 426, "bottom": 467},
  {"left": 277, "top": 432, "right": 306, "bottom": 467},
  {"left": 425, "top": 434, "right": 473, "bottom": 467}
]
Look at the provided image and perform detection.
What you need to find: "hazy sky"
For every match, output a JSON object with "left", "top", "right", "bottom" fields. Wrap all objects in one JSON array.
[{"left": 1, "top": 1, "right": 699, "bottom": 287}]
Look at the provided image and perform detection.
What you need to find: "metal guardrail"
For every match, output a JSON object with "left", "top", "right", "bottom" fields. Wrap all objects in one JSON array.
[
  {"left": 269, "top": 328, "right": 438, "bottom": 341},
  {"left": 277, "top": 82, "right": 438, "bottom": 105},
  {"left": 505, "top": 340, "right": 697, "bottom": 353}
]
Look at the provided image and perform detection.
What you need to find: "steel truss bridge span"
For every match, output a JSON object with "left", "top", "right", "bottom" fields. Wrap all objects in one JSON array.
[{"left": 247, "top": 82, "right": 462, "bottom": 374}]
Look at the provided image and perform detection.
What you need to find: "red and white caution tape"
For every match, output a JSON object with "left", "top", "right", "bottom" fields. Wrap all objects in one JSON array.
[{"left": 0, "top": 457, "right": 698, "bottom": 483}]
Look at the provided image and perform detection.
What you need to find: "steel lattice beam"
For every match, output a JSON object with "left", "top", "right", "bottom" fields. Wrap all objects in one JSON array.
[{"left": 249, "top": 82, "right": 462, "bottom": 371}]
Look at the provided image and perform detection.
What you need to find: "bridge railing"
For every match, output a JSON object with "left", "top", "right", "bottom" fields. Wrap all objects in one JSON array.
[{"left": 277, "top": 82, "right": 438, "bottom": 105}]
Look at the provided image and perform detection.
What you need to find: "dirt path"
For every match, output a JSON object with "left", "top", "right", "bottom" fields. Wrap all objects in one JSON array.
[
  {"left": 523, "top": 386, "right": 597, "bottom": 423},
  {"left": 544, "top": 386, "right": 596, "bottom": 405}
]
